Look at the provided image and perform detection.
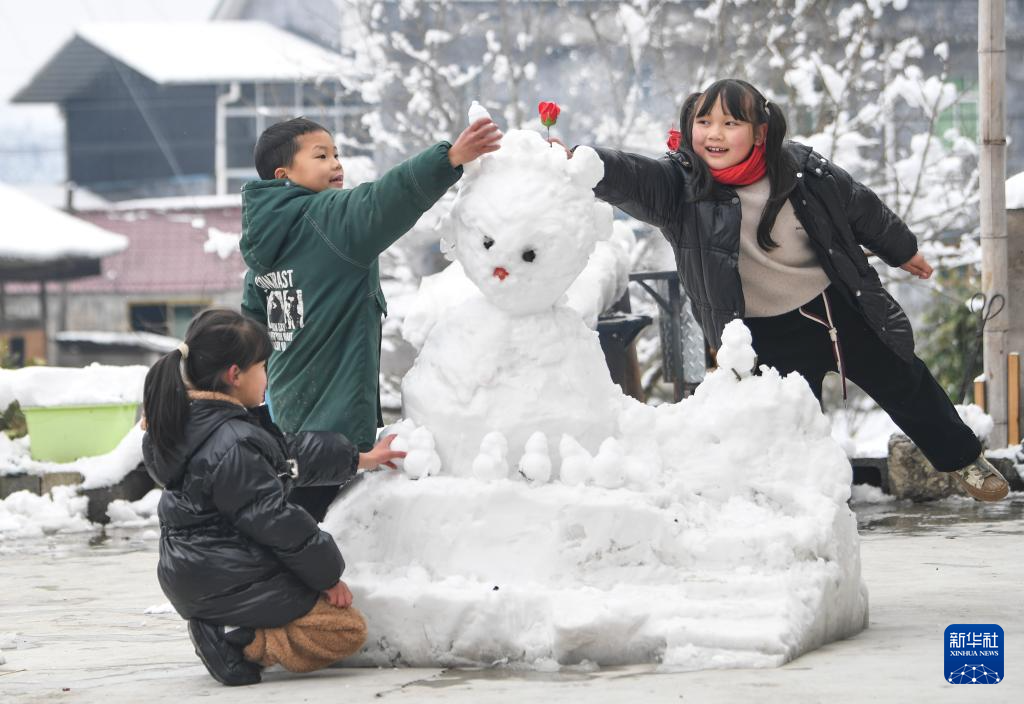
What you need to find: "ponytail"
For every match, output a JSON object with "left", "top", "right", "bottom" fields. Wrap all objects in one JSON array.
[
  {"left": 142, "top": 309, "right": 273, "bottom": 454},
  {"left": 143, "top": 349, "right": 190, "bottom": 455},
  {"left": 678, "top": 79, "right": 798, "bottom": 251},
  {"left": 756, "top": 100, "right": 797, "bottom": 251}
]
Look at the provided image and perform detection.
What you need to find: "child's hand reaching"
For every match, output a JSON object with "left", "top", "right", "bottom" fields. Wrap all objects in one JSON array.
[
  {"left": 358, "top": 434, "right": 406, "bottom": 470},
  {"left": 548, "top": 137, "right": 573, "bottom": 159},
  {"left": 323, "top": 580, "right": 353, "bottom": 608},
  {"left": 448, "top": 118, "right": 502, "bottom": 167},
  {"left": 899, "top": 252, "right": 933, "bottom": 279}
]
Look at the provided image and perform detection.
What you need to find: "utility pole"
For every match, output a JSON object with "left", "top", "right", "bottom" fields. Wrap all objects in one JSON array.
[{"left": 979, "top": 0, "right": 1009, "bottom": 447}]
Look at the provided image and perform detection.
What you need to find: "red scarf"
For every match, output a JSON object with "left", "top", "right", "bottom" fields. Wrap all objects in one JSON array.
[{"left": 709, "top": 143, "right": 766, "bottom": 186}]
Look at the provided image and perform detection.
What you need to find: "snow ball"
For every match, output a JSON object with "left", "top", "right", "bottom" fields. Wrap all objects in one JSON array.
[
  {"left": 468, "top": 100, "right": 492, "bottom": 124},
  {"left": 558, "top": 434, "right": 592, "bottom": 486},
  {"left": 473, "top": 431, "right": 510, "bottom": 481},
  {"left": 404, "top": 427, "right": 441, "bottom": 480}
]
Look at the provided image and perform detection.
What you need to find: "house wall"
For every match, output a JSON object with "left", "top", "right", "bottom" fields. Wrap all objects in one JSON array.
[
  {"left": 3, "top": 289, "right": 243, "bottom": 342},
  {"left": 65, "top": 66, "right": 217, "bottom": 199}
]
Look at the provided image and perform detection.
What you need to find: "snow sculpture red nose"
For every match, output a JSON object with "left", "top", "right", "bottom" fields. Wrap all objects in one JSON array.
[{"left": 493, "top": 267, "right": 509, "bottom": 281}]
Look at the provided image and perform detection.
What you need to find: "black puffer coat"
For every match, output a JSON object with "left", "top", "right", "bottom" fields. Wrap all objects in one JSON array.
[
  {"left": 142, "top": 397, "right": 359, "bottom": 628},
  {"left": 592, "top": 141, "right": 917, "bottom": 361}
]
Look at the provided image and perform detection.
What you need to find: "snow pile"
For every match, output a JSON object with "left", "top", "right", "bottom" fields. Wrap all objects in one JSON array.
[
  {"left": 329, "top": 361, "right": 865, "bottom": 669},
  {"left": 0, "top": 364, "right": 148, "bottom": 408},
  {"left": 328, "top": 123, "right": 866, "bottom": 670},
  {"left": 0, "top": 486, "right": 91, "bottom": 539},
  {"left": 106, "top": 488, "right": 161, "bottom": 526}
]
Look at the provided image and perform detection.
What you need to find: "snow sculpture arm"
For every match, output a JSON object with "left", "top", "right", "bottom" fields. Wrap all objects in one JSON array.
[
  {"left": 590, "top": 147, "right": 685, "bottom": 229},
  {"left": 315, "top": 143, "right": 464, "bottom": 267}
]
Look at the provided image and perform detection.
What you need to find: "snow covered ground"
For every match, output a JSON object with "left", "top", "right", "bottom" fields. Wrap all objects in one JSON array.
[{"left": 1, "top": 501, "right": 1021, "bottom": 702}]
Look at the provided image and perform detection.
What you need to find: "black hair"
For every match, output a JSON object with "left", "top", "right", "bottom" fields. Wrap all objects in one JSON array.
[
  {"left": 253, "top": 117, "right": 331, "bottom": 180},
  {"left": 679, "top": 78, "right": 796, "bottom": 251},
  {"left": 143, "top": 309, "right": 273, "bottom": 454}
]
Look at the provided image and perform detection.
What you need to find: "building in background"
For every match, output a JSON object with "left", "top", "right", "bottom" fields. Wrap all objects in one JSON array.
[{"left": 12, "top": 21, "right": 368, "bottom": 200}]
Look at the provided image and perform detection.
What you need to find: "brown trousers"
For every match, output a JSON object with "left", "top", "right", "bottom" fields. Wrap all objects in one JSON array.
[{"left": 243, "top": 598, "right": 367, "bottom": 673}]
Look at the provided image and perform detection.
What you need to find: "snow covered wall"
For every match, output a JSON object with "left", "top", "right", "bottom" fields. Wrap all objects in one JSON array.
[{"left": 324, "top": 125, "right": 868, "bottom": 670}]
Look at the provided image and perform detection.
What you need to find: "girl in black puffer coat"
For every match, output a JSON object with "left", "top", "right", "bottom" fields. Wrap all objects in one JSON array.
[
  {"left": 557, "top": 78, "right": 1006, "bottom": 502},
  {"left": 142, "top": 309, "right": 404, "bottom": 686}
]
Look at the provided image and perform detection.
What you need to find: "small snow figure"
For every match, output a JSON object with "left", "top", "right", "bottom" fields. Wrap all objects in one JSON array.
[
  {"left": 468, "top": 100, "right": 491, "bottom": 124},
  {"left": 591, "top": 437, "right": 626, "bottom": 489},
  {"left": 472, "top": 431, "right": 510, "bottom": 481},
  {"left": 558, "top": 434, "right": 592, "bottom": 486},
  {"left": 383, "top": 419, "right": 417, "bottom": 471},
  {"left": 404, "top": 427, "right": 441, "bottom": 480},
  {"left": 715, "top": 319, "right": 757, "bottom": 378},
  {"left": 518, "top": 431, "right": 552, "bottom": 483}
]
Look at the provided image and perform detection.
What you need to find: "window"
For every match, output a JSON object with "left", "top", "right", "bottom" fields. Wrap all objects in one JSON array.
[{"left": 129, "top": 302, "right": 206, "bottom": 338}]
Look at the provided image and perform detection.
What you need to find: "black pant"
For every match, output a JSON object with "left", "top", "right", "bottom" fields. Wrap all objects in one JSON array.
[{"left": 744, "top": 287, "right": 980, "bottom": 472}]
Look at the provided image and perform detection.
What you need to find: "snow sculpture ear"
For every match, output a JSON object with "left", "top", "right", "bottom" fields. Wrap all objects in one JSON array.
[{"left": 565, "top": 145, "right": 604, "bottom": 190}]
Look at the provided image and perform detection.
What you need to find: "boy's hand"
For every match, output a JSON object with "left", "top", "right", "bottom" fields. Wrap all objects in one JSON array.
[
  {"left": 899, "top": 252, "right": 933, "bottom": 279},
  {"left": 324, "top": 580, "right": 353, "bottom": 608},
  {"left": 358, "top": 434, "right": 406, "bottom": 470},
  {"left": 548, "top": 137, "right": 573, "bottom": 159},
  {"left": 449, "top": 118, "right": 502, "bottom": 167}
]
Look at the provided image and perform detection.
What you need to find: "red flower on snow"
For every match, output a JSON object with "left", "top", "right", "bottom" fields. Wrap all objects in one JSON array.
[
  {"left": 667, "top": 129, "right": 682, "bottom": 151},
  {"left": 538, "top": 101, "right": 561, "bottom": 128}
]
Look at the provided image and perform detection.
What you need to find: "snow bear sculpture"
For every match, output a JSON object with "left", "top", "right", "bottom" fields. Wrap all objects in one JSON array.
[{"left": 400, "top": 128, "right": 624, "bottom": 475}]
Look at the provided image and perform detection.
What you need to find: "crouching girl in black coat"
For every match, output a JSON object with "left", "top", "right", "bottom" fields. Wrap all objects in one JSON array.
[{"left": 142, "top": 309, "right": 404, "bottom": 686}]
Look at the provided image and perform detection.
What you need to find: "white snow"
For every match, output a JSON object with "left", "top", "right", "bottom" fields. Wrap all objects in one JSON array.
[
  {"left": 203, "top": 226, "right": 242, "bottom": 260},
  {"left": 326, "top": 128, "right": 868, "bottom": 670},
  {"left": 107, "top": 488, "right": 161, "bottom": 527},
  {"left": 75, "top": 21, "right": 347, "bottom": 85},
  {"left": 0, "top": 182, "right": 127, "bottom": 262},
  {"left": 0, "top": 364, "right": 147, "bottom": 409},
  {"left": 955, "top": 404, "right": 993, "bottom": 442},
  {"left": 0, "top": 486, "right": 91, "bottom": 539},
  {"left": 144, "top": 602, "right": 176, "bottom": 615},
  {"left": 1007, "top": 171, "right": 1024, "bottom": 210},
  {"left": 55, "top": 331, "right": 180, "bottom": 353}
]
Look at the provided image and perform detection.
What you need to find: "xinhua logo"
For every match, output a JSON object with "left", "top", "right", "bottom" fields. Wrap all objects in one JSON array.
[{"left": 945, "top": 624, "right": 1003, "bottom": 684}]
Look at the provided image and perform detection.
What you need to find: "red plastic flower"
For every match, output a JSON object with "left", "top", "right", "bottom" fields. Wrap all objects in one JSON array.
[
  {"left": 667, "top": 129, "right": 681, "bottom": 151},
  {"left": 538, "top": 101, "right": 561, "bottom": 128}
]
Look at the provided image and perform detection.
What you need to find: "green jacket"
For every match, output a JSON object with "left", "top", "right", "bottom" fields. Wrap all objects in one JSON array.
[{"left": 240, "top": 143, "right": 462, "bottom": 449}]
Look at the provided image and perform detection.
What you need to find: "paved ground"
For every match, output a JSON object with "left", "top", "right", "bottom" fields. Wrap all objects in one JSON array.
[{"left": 1, "top": 496, "right": 1022, "bottom": 703}]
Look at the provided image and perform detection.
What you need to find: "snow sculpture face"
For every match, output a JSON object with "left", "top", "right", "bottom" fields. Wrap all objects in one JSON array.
[{"left": 447, "top": 130, "right": 612, "bottom": 315}]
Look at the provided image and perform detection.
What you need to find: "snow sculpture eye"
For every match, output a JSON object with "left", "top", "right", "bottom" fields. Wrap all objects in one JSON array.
[
  {"left": 521, "top": 249, "right": 536, "bottom": 263},
  {"left": 483, "top": 236, "right": 495, "bottom": 250}
]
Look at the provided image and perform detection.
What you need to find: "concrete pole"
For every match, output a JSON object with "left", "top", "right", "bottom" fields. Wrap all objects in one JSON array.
[{"left": 979, "top": 0, "right": 1008, "bottom": 447}]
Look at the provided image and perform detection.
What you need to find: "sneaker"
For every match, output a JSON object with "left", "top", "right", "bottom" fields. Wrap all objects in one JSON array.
[
  {"left": 954, "top": 456, "right": 1010, "bottom": 502},
  {"left": 187, "top": 619, "right": 261, "bottom": 686}
]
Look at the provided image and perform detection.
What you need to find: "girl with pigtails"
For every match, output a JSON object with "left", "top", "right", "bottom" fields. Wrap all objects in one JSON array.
[
  {"left": 556, "top": 78, "right": 1007, "bottom": 502},
  {"left": 141, "top": 309, "right": 403, "bottom": 686}
]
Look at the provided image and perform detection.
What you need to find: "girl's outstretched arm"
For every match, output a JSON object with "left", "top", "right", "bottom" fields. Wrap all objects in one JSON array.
[
  {"left": 551, "top": 139, "right": 684, "bottom": 229},
  {"left": 827, "top": 160, "right": 919, "bottom": 269}
]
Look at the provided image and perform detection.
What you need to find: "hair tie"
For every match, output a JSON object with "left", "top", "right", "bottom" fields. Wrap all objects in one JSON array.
[
  {"left": 764, "top": 99, "right": 771, "bottom": 111},
  {"left": 177, "top": 343, "right": 195, "bottom": 390}
]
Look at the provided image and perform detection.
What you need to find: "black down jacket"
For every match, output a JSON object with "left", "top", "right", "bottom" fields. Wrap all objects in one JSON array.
[
  {"left": 142, "top": 398, "right": 359, "bottom": 628},
  {"left": 592, "top": 141, "right": 918, "bottom": 362}
]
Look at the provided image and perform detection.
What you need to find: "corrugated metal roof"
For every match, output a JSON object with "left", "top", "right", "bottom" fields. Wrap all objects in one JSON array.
[{"left": 14, "top": 20, "right": 347, "bottom": 103}]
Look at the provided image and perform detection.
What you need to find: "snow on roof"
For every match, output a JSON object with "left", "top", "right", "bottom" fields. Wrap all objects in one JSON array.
[
  {"left": 55, "top": 331, "right": 181, "bottom": 353},
  {"left": 0, "top": 183, "right": 127, "bottom": 263},
  {"left": 77, "top": 193, "right": 243, "bottom": 213},
  {"left": 1008, "top": 171, "right": 1024, "bottom": 210},
  {"left": 75, "top": 21, "right": 346, "bottom": 84}
]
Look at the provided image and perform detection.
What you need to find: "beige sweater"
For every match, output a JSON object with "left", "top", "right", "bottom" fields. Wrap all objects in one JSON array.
[{"left": 737, "top": 177, "right": 830, "bottom": 317}]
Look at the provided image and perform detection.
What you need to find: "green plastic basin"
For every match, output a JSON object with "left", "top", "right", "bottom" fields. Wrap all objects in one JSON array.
[{"left": 23, "top": 403, "right": 138, "bottom": 463}]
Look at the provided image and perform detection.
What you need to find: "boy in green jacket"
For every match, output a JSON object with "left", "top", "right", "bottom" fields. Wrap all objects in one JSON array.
[{"left": 241, "top": 116, "right": 501, "bottom": 520}]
